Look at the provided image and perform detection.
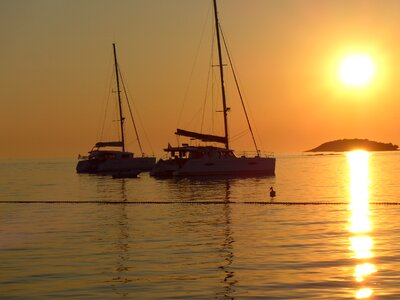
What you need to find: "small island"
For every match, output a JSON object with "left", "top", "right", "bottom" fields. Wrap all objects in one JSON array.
[{"left": 306, "top": 139, "right": 399, "bottom": 152}]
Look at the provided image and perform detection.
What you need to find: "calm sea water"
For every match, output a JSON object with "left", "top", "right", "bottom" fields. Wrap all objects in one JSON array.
[{"left": 1, "top": 152, "right": 400, "bottom": 299}]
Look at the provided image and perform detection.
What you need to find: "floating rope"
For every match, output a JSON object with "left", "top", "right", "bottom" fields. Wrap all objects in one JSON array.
[{"left": 1, "top": 201, "right": 400, "bottom": 205}]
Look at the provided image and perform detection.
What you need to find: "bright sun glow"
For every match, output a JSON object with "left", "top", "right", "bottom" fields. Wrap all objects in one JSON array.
[{"left": 339, "top": 54, "right": 375, "bottom": 87}]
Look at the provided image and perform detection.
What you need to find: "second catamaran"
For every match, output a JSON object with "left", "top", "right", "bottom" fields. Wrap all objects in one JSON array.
[{"left": 77, "top": 44, "right": 156, "bottom": 177}]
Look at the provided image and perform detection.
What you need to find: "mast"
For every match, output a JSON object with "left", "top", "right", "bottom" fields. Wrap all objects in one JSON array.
[
  {"left": 213, "top": 0, "right": 229, "bottom": 150},
  {"left": 113, "top": 43, "right": 125, "bottom": 152}
]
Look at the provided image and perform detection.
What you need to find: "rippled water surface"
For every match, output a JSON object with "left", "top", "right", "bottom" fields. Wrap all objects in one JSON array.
[{"left": 1, "top": 152, "right": 400, "bottom": 299}]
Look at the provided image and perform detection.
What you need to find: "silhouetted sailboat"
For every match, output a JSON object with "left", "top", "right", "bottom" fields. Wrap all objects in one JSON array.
[
  {"left": 150, "top": 0, "right": 275, "bottom": 177},
  {"left": 77, "top": 44, "right": 155, "bottom": 177}
]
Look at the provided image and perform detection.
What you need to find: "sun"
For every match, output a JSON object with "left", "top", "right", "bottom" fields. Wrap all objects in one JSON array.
[{"left": 339, "top": 54, "right": 375, "bottom": 87}]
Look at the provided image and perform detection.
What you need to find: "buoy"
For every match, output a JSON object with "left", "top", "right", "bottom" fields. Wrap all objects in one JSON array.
[{"left": 270, "top": 187, "right": 276, "bottom": 197}]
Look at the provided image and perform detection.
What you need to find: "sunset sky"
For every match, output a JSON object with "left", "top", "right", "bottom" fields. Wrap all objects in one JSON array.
[{"left": 1, "top": 0, "right": 400, "bottom": 158}]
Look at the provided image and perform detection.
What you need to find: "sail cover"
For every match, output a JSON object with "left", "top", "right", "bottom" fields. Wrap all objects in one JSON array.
[
  {"left": 95, "top": 141, "right": 124, "bottom": 148},
  {"left": 175, "top": 128, "right": 227, "bottom": 144}
]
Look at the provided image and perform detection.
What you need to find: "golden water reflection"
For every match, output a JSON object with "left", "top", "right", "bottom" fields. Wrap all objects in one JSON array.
[{"left": 347, "top": 151, "right": 376, "bottom": 298}]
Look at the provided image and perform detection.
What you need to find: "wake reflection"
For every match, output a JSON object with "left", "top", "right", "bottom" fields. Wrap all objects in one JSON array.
[
  {"left": 217, "top": 180, "right": 237, "bottom": 298},
  {"left": 170, "top": 178, "right": 237, "bottom": 299},
  {"left": 104, "top": 179, "right": 131, "bottom": 296},
  {"left": 347, "top": 151, "right": 376, "bottom": 299}
]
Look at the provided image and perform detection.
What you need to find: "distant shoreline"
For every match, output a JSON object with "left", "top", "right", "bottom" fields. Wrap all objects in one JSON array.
[{"left": 306, "top": 139, "right": 399, "bottom": 152}]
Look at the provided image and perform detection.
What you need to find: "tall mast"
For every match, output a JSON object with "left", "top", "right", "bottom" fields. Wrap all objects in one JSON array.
[
  {"left": 113, "top": 43, "right": 125, "bottom": 152},
  {"left": 213, "top": 0, "right": 229, "bottom": 150}
]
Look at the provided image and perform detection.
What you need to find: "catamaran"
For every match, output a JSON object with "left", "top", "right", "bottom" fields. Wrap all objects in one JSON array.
[
  {"left": 76, "top": 44, "right": 156, "bottom": 177},
  {"left": 150, "top": 0, "right": 275, "bottom": 177}
]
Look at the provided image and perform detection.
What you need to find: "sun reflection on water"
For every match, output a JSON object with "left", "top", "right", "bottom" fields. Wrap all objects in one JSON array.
[
  {"left": 347, "top": 150, "right": 376, "bottom": 298},
  {"left": 356, "top": 288, "right": 373, "bottom": 299}
]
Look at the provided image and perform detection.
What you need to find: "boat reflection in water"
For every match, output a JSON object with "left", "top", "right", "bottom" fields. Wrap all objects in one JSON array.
[
  {"left": 347, "top": 151, "right": 377, "bottom": 299},
  {"left": 104, "top": 179, "right": 131, "bottom": 297}
]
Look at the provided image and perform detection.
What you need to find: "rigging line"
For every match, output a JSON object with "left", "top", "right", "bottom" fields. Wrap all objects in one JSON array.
[
  {"left": 254, "top": 117, "right": 266, "bottom": 151},
  {"left": 186, "top": 105, "right": 208, "bottom": 129},
  {"left": 201, "top": 25, "right": 216, "bottom": 134},
  {"left": 127, "top": 99, "right": 155, "bottom": 155},
  {"left": 113, "top": 95, "right": 122, "bottom": 142},
  {"left": 177, "top": 1, "right": 213, "bottom": 129},
  {"left": 211, "top": 31, "right": 218, "bottom": 134},
  {"left": 231, "top": 129, "right": 250, "bottom": 142},
  {"left": 211, "top": 66, "right": 223, "bottom": 134},
  {"left": 118, "top": 66, "right": 144, "bottom": 155},
  {"left": 113, "top": 43, "right": 125, "bottom": 151},
  {"left": 99, "top": 83, "right": 112, "bottom": 141},
  {"left": 117, "top": 65, "right": 154, "bottom": 155},
  {"left": 219, "top": 24, "right": 260, "bottom": 156},
  {"left": 98, "top": 58, "right": 115, "bottom": 142},
  {"left": 231, "top": 133, "right": 249, "bottom": 143},
  {"left": 136, "top": 111, "right": 155, "bottom": 154}
]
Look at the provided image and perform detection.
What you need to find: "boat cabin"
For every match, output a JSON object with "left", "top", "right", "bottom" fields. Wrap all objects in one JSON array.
[
  {"left": 164, "top": 145, "right": 236, "bottom": 160},
  {"left": 78, "top": 141, "right": 134, "bottom": 161},
  {"left": 87, "top": 150, "right": 134, "bottom": 161}
]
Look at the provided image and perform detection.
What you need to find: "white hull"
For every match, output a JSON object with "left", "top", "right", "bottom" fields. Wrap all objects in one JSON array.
[{"left": 151, "top": 156, "right": 275, "bottom": 177}]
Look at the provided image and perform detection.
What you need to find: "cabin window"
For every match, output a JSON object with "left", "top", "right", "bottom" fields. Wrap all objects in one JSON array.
[
  {"left": 219, "top": 151, "right": 235, "bottom": 158},
  {"left": 179, "top": 151, "right": 188, "bottom": 158}
]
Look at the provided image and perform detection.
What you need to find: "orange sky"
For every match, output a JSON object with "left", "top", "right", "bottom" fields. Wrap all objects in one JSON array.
[{"left": 1, "top": 0, "right": 400, "bottom": 158}]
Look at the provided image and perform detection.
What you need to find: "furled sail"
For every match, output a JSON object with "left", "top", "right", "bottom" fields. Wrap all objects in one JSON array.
[
  {"left": 175, "top": 128, "right": 227, "bottom": 144},
  {"left": 95, "top": 141, "right": 124, "bottom": 148}
]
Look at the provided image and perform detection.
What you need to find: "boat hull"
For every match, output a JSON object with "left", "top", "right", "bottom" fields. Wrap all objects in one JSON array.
[
  {"left": 150, "top": 159, "right": 181, "bottom": 177},
  {"left": 77, "top": 157, "right": 156, "bottom": 175},
  {"left": 151, "top": 156, "right": 275, "bottom": 177}
]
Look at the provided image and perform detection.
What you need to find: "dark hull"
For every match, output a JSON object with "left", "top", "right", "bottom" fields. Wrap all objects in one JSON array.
[{"left": 76, "top": 157, "right": 156, "bottom": 175}]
